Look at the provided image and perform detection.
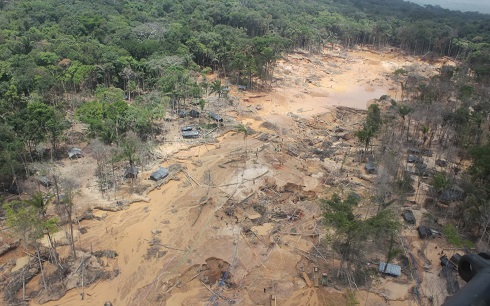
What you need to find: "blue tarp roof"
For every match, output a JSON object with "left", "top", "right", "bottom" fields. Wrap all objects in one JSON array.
[{"left": 379, "top": 262, "right": 401, "bottom": 276}]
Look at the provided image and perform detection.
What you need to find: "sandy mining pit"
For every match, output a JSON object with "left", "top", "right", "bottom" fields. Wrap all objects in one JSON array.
[{"left": 0, "top": 47, "right": 461, "bottom": 306}]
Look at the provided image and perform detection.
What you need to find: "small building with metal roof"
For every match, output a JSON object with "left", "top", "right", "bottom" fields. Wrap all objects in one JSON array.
[
  {"left": 209, "top": 111, "right": 223, "bottom": 122},
  {"left": 379, "top": 262, "right": 401, "bottom": 276},
  {"left": 182, "top": 130, "right": 200, "bottom": 139},
  {"left": 150, "top": 167, "right": 169, "bottom": 181}
]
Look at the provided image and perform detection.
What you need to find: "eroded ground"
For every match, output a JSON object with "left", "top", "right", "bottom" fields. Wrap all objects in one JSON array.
[{"left": 0, "top": 47, "right": 460, "bottom": 306}]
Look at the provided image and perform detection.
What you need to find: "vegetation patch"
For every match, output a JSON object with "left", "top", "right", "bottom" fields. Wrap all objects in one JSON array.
[{"left": 443, "top": 224, "right": 473, "bottom": 248}]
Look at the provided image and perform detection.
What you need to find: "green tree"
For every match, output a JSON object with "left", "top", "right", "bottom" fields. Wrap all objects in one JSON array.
[
  {"left": 0, "top": 123, "right": 25, "bottom": 186},
  {"left": 431, "top": 172, "right": 450, "bottom": 194},
  {"left": 397, "top": 104, "right": 411, "bottom": 139},
  {"left": 119, "top": 132, "right": 141, "bottom": 169},
  {"left": 55, "top": 178, "right": 79, "bottom": 259},
  {"left": 25, "top": 191, "right": 53, "bottom": 217},
  {"left": 45, "top": 108, "right": 70, "bottom": 160},
  {"left": 383, "top": 234, "right": 403, "bottom": 275},
  {"left": 210, "top": 79, "right": 223, "bottom": 98},
  {"left": 469, "top": 144, "right": 490, "bottom": 192},
  {"left": 3, "top": 200, "right": 57, "bottom": 248},
  {"left": 323, "top": 192, "right": 400, "bottom": 283},
  {"left": 356, "top": 104, "right": 382, "bottom": 151},
  {"left": 9, "top": 102, "right": 66, "bottom": 160},
  {"left": 3, "top": 196, "right": 60, "bottom": 290}
]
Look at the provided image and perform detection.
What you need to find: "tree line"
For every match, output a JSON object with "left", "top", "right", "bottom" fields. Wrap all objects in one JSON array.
[{"left": 0, "top": 0, "right": 489, "bottom": 190}]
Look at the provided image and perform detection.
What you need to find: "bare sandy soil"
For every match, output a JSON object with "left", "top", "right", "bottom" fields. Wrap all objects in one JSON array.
[{"left": 0, "top": 47, "right": 460, "bottom": 306}]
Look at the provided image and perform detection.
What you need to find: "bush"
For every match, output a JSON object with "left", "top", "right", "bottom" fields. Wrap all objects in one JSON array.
[
  {"left": 346, "top": 289, "right": 359, "bottom": 305},
  {"left": 393, "top": 68, "right": 407, "bottom": 76},
  {"left": 443, "top": 224, "right": 473, "bottom": 248}
]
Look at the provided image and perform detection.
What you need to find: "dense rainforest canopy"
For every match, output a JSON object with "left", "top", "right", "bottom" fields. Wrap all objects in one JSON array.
[{"left": 0, "top": 0, "right": 489, "bottom": 188}]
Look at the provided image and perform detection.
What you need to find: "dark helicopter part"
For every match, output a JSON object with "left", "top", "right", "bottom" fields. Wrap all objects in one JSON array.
[{"left": 442, "top": 253, "right": 490, "bottom": 306}]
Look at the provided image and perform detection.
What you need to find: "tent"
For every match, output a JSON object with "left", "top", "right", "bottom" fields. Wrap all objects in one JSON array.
[
  {"left": 178, "top": 110, "right": 187, "bottom": 118},
  {"left": 402, "top": 210, "right": 416, "bottom": 224},
  {"left": 182, "top": 130, "right": 200, "bottom": 138},
  {"left": 189, "top": 109, "right": 200, "bottom": 118},
  {"left": 37, "top": 176, "right": 53, "bottom": 187},
  {"left": 68, "top": 147, "right": 83, "bottom": 159},
  {"left": 439, "top": 185, "right": 464, "bottom": 204},
  {"left": 436, "top": 159, "right": 448, "bottom": 167},
  {"left": 365, "top": 163, "right": 376, "bottom": 174},
  {"left": 408, "top": 147, "right": 421, "bottom": 155},
  {"left": 150, "top": 167, "right": 169, "bottom": 181},
  {"left": 407, "top": 155, "right": 422, "bottom": 163},
  {"left": 124, "top": 166, "right": 139, "bottom": 178},
  {"left": 417, "top": 225, "right": 432, "bottom": 239},
  {"left": 209, "top": 111, "right": 223, "bottom": 122},
  {"left": 379, "top": 262, "right": 401, "bottom": 276}
]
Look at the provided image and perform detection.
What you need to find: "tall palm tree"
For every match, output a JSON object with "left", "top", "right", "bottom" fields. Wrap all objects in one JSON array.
[
  {"left": 397, "top": 104, "right": 411, "bottom": 140},
  {"left": 25, "top": 192, "right": 53, "bottom": 217},
  {"left": 210, "top": 79, "right": 222, "bottom": 98},
  {"left": 235, "top": 124, "right": 251, "bottom": 162},
  {"left": 420, "top": 125, "right": 429, "bottom": 146}
]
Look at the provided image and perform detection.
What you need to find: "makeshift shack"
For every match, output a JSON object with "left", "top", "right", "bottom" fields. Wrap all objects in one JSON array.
[
  {"left": 182, "top": 130, "right": 200, "bottom": 139},
  {"left": 414, "top": 163, "right": 430, "bottom": 177},
  {"left": 439, "top": 185, "right": 464, "bottom": 204},
  {"left": 37, "top": 176, "right": 52, "bottom": 187},
  {"left": 365, "top": 163, "right": 376, "bottom": 174},
  {"left": 6, "top": 183, "right": 21, "bottom": 195},
  {"left": 220, "top": 86, "right": 230, "bottom": 95},
  {"left": 407, "top": 155, "right": 423, "bottom": 163},
  {"left": 321, "top": 273, "right": 328, "bottom": 286},
  {"left": 189, "top": 109, "right": 200, "bottom": 118},
  {"left": 68, "top": 147, "right": 83, "bottom": 159},
  {"left": 150, "top": 167, "right": 169, "bottom": 181},
  {"left": 417, "top": 225, "right": 432, "bottom": 239},
  {"left": 421, "top": 149, "right": 433, "bottom": 157},
  {"left": 379, "top": 262, "right": 401, "bottom": 276},
  {"left": 209, "top": 111, "right": 223, "bottom": 122},
  {"left": 408, "top": 147, "right": 421, "bottom": 155},
  {"left": 402, "top": 210, "right": 416, "bottom": 224},
  {"left": 124, "top": 166, "right": 139, "bottom": 179},
  {"left": 436, "top": 159, "right": 448, "bottom": 167}
]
